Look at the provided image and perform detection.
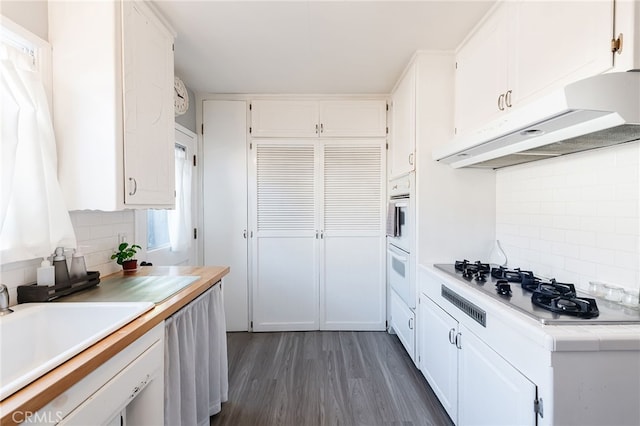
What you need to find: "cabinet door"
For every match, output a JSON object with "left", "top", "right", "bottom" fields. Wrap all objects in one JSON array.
[
  {"left": 390, "top": 290, "right": 416, "bottom": 361},
  {"left": 418, "top": 295, "right": 458, "bottom": 423},
  {"left": 390, "top": 64, "right": 416, "bottom": 178},
  {"left": 319, "top": 101, "right": 387, "bottom": 137},
  {"left": 122, "top": 1, "right": 175, "bottom": 206},
  {"left": 454, "top": 3, "right": 509, "bottom": 137},
  {"left": 320, "top": 141, "right": 386, "bottom": 330},
  {"left": 510, "top": 0, "right": 614, "bottom": 107},
  {"left": 251, "top": 100, "right": 319, "bottom": 137},
  {"left": 203, "top": 100, "right": 249, "bottom": 331},
  {"left": 458, "top": 324, "right": 537, "bottom": 426},
  {"left": 251, "top": 141, "right": 319, "bottom": 331}
]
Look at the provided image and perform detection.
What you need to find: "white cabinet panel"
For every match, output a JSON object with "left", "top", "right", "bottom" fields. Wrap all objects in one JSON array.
[
  {"left": 251, "top": 99, "right": 387, "bottom": 138},
  {"left": 250, "top": 139, "right": 385, "bottom": 331},
  {"left": 510, "top": 0, "right": 613, "bottom": 107},
  {"left": 390, "top": 64, "right": 416, "bottom": 178},
  {"left": 321, "top": 236, "right": 385, "bottom": 330},
  {"left": 203, "top": 100, "right": 248, "bottom": 331},
  {"left": 251, "top": 100, "right": 319, "bottom": 137},
  {"left": 122, "top": 1, "right": 175, "bottom": 206},
  {"left": 454, "top": 1, "right": 614, "bottom": 137},
  {"left": 253, "top": 237, "right": 318, "bottom": 331},
  {"left": 50, "top": 0, "right": 174, "bottom": 210},
  {"left": 454, "top": 3, "right": 508, "bottom": 136},
  {"left": 319, "top": 100, "right": 387, "bottom": 137},
  {"left": 418, "top": 295, "right": 458, "bottom": 423},
  {"left": 390, "top": 290, "right": 415, "bottom": 360},
  {"left": 458, "top": 324, "right": 537, "bottom": 426}
]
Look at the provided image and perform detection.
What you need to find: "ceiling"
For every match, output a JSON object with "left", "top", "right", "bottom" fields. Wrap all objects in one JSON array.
[{"left": 152, "top": 1, "right": 495, "bottom": 95}]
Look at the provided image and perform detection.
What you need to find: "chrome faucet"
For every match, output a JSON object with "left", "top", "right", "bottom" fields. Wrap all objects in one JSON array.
[{"left": 0, "top": 284, "right": 14, "bottom": 315}]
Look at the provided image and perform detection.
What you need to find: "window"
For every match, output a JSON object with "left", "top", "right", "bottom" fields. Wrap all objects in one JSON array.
[
  {"left": 0, "top": 16, "right": 75, "bottom": 264},
  {"left": 138, "top": 125, "right": 196, "bottom": 266}
]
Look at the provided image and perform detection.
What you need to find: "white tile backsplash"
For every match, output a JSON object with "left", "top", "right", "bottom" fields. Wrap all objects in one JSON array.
[
  {"left": 0, "top": 210, "right": 135, "bottom": 305},
  {"left": 496, "top": 142, "right": 640, "bottom": 292}
]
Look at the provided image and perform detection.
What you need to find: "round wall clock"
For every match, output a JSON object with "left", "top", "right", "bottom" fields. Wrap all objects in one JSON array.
[{"left": 174, "top": 76, "right": 189, "bottom": 116}]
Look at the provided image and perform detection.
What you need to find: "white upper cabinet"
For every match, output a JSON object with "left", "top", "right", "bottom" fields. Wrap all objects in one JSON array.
[
  {"left": 454, "top": 0, "right": 614, "bottom": 137},
  {"left": 319, "top": 101, "right": 387, "bottom": 137},
  {"left": 389, "top": 61, "right": 416, "bottom": 179},
  {"left": 250, "top": 99, "right": 387, "bottom": 138},
  {"left": 510, "top": 1, "right": 614, "bottom": 108},
  {"left": 454, "top": 4, "right": 509, "bottom": 138},
  {"left": 50, "top": 0, "right": 175, "bottom": 211}
]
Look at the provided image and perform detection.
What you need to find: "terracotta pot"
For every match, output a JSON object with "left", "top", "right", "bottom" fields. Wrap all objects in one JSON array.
[{"left": 122, "top": 259, "right": 138, "bottom": 272}]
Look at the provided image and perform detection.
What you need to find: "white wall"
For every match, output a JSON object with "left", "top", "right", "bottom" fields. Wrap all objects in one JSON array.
[
  {"left": 415, "top": 52, "right": 496, "bottom": 265},
  {"left": 496, "top": 142, "right": 640, "bottom": 292}
]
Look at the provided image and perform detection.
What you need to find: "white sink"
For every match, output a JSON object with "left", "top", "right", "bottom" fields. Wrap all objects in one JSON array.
[{"left": 0, "top": 302, "right": 153, "bottom": 400}]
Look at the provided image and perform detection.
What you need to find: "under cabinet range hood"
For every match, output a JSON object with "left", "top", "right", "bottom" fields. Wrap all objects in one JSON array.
[{"left": 434, "top": 72, "right": 640, "bottom": 169}]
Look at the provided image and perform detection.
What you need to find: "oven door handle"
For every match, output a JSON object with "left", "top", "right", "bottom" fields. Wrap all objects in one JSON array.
[{"left": 387, "top": 246, "right": 408, "bottom": 262}]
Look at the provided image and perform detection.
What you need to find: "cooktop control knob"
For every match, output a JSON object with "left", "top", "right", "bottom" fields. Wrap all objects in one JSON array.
[{"left": 496, "top": 280, "right": 512, "bottom": 296}]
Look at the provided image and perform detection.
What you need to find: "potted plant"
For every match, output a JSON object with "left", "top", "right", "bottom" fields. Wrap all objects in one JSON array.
[{"left": 111, "top": 242, "right": 142, "bottom": 272}]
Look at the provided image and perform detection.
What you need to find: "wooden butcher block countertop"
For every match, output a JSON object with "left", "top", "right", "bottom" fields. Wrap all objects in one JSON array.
[{"left": 0, "top": 265, "right": 229, "bottom": 426}]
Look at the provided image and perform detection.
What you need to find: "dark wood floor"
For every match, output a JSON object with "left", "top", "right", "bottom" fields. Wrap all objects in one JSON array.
[{"left": 210, "top": 331, "right": 453, "bottom": 426}]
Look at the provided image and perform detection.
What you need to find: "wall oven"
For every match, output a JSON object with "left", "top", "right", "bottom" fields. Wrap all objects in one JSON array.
[
  {"left": 387, "top": 173, "right": 416, "bottom": 361},
  {"left": 387, "top": 242, "right": 413, "bottom": 307},
  {"left": 386, "top": 174, "right": 414, "bottom": 308}
]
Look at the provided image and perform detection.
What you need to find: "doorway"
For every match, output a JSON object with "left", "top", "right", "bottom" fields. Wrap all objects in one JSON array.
[{"left": 136, "top": 123, "right": 198, "bottom": 266}]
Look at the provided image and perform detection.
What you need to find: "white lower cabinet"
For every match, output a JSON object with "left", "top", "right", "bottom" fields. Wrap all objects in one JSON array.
[
  {"left": 33, "top": 323, "right": 164, "bottom": 426},
  {"left": 418, "top": 295, "right": 457, "bottom": 421},
  {"left": 419, "top": 294, "right": 536, "bottom": 425},
  {"left": 390, "top": 290, "right": 416, "bottom": 361}
]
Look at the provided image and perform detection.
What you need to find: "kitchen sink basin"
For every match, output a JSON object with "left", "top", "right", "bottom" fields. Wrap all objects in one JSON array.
[{"left": 0, "top": 301, "right": 153, "bottom": 400}]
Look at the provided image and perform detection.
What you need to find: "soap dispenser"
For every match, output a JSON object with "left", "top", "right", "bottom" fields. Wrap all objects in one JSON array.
[
  {"left": 36, "top": 258, "right": 55, "bottom": 287},
  {"left": 52, "top": 247, "right": 71, "bottom": 289},
  {"left": 69, "top": 249, "right": 88, "bottom": 283}
]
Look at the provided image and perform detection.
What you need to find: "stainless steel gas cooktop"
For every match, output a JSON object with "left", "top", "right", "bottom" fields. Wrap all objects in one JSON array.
[{"left": 434, "top": 263, "right": 640, "bottom": 325}]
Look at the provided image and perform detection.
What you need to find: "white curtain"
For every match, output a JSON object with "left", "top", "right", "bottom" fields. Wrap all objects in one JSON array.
[
  {"left": 0, "top": 42, "right": 76, "bottom": 264},
  {"left": 164, "top": 283, "right": 228, "bottom": 426},
  {"left": 168, "top": 144, "right": 191, "bottom": 252}
]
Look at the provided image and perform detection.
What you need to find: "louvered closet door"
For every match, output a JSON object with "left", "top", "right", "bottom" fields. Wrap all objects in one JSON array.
[
  {"left": 320, "top": 140, "right": 386, "bottom": 330},
  {"left": 251, "top": 141, "right": 319, "bottom": 331}
]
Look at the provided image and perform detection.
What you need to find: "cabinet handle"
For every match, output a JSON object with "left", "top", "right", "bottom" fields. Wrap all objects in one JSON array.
[
  {"left": 320, "top": 230, "right": 324, "bottom": 239},
  {"left": 455, "top": 332, "right": 462, "bottom": 349},
  {"left": 448, "top": 328, "right": 456, "bottom": 344},
  {"left": 128, "top": 177, "right": 137, "bottom": 196},
  {"left": 408, "top": 153, "right": 414, "bottom": 166},
  {"left": 497, "top": 93, "right": 505, "bottom": 111},
  {"left": 243, "top": 229, "right": 247, "bottom": 239},
  {"left": 408, "top": 318, "right": 414, "bottom": 330},
  {"left": 315, "top": 230, "right": 319, "bottom": 239},
  {"left": 320, "top": 123, "right": 324, "bottom": 133},
  {"left": 315, "top": 124, "right": 319, "bottom": 134},
  {"left": 505, "top": 90, "right": 513, "bottom": 108}
]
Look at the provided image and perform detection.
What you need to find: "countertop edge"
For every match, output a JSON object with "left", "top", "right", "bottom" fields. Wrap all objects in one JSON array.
[{"left": 0, "top": 265, "right": 229, "bottom": 426}]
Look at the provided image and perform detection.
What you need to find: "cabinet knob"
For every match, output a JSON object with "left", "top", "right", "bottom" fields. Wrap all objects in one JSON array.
[
  {"left": 128, "top": 177, "right": 137, "bottom": 196},
  {"left": 497, "top": 93, "right": 505, "bottom": 111},
  {"left": 505, "top": 90, "right": 513, "bottom": 108}
]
